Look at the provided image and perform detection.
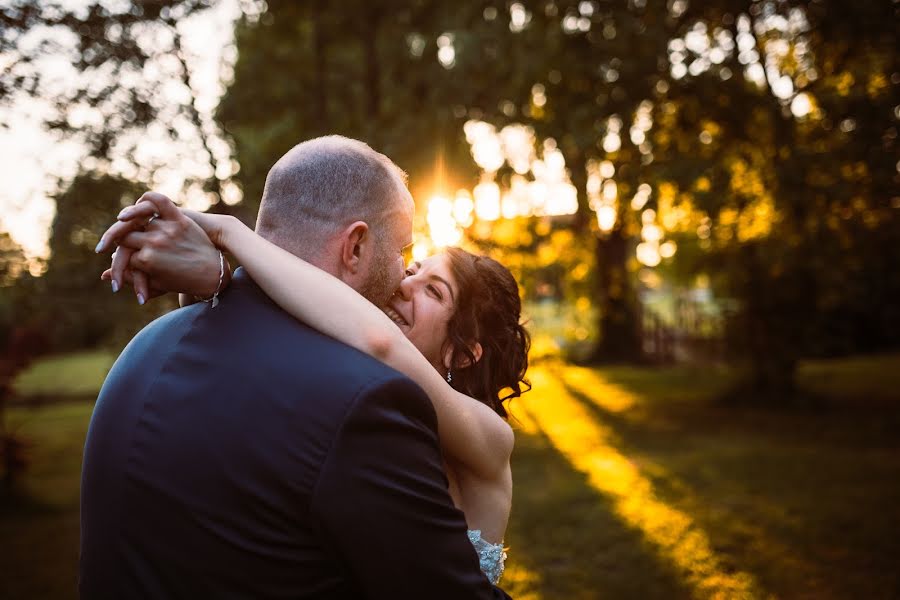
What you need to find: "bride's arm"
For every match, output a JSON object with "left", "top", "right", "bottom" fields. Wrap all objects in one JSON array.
[
  {"left": 216, "top": 216, "right": 514, "bottom": 483},
  {"left": 103, "top": 200, "right": 513, "bottom": 485}
]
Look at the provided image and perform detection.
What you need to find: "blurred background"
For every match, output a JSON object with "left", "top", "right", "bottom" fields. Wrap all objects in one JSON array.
[{"left": 1, "top": 1, "right": 898, "bottom": 598}]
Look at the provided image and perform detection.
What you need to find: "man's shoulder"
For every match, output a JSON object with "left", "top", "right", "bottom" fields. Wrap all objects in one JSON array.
[
  {"left": 209, "top": 287, "right": 420, "bottom": 392},
  {"left": 304, "top": 343, "right": 433, "bottom": 424},
  {"left": 118, "top": 282, "right": 424, "bottom": 407}
]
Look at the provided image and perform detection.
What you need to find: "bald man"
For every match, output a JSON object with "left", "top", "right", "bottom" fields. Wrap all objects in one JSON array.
[{"left": 80, "top": 137, "right": 512, "bottom": 599}]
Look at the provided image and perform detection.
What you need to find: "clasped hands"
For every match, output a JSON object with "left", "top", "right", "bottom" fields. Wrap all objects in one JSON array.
[{"left": 95, "top": 192, "right": 232, "bottom": 304}]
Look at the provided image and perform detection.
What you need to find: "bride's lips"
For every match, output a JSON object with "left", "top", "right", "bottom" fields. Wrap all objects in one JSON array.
[{"left": 384, "top": 305, "right": 410, "bottom": 329}]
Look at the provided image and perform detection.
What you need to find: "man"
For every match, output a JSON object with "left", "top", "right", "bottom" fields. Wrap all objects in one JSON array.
[{"left": 81, "top": 136, "right": 512, "bottom": 598}]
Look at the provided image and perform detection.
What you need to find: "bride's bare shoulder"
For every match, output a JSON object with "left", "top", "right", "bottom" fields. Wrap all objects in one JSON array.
[
  {"left": 491, "top": 411, "right": 515, "bottom": 460},
  {"left": 465, "top": 393, "right": 515, "bottom": 458}
]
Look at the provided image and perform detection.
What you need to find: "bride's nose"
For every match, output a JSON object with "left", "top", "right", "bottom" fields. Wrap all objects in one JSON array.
[{"left": 395, "top": 274, "right": 413, "bottom": 300}]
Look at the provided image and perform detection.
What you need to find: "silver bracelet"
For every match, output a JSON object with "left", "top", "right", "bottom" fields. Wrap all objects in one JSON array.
[{"left": 198, "top": 250, "right": 225, "bottom": 308}]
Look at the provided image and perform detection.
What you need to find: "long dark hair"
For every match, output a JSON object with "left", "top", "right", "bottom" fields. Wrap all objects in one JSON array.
[{"left": 442, "top": 247, "right": 531, "bottom": 418}]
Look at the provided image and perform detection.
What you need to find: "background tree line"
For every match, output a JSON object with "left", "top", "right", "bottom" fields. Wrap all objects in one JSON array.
[{"left": 1, "top": 0, "right": 897, "bottom": 403}]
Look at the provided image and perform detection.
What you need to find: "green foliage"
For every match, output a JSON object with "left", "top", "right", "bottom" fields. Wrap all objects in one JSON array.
[
  {"left": 3, "top": 0, "right": 896, "bottom": 393},
  {"left": 646, "top": 0, "right": 899, "bottom": 393},
  {"left": 34, "top": 174, "right": 177, "bottom": 351},
  {"left": 216, "top": 0, "right": 898, "bottom": 384},
  {"left": 468, "top": 217, "right": 599, "bottom": 360},
  {"left": 1, "top": 1, "right": 217, "bottom": 163},
  {"left": 0, "top": 232, "right": 27, "bottom": 288},
  {"left": 0, "top": 233, "right": 30, "bottom": 348},
  {"left": 218, "top": 0, "right": 499, "bottom": 224},
  {"left": 218, "top": 1, "right": 655, "bottom": 359}
]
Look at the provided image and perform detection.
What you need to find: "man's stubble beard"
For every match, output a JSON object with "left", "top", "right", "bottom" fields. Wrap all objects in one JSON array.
[{"left": 358, "top": 242, "right": 397, "bottom": 309}]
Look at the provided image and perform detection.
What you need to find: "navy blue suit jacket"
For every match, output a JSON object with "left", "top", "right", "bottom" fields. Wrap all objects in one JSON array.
[{"left": 80, "top": 269, "right": 511, "bottom": 599}]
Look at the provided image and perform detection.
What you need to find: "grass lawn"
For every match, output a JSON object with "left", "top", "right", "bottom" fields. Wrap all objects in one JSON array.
[
  {"left": 3, "top": 351, "right": 899, "bottom": 598},
  {"left": 1, "top": 401, "right": 93, "bottom": 599},
  {"left": 12, "top": 350, "right": 117, "bottom": 398}
]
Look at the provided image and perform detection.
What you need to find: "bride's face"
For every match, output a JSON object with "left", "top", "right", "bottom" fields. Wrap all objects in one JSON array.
[{"left": 383, "top": 253, "right": 458, "bottom": 372}]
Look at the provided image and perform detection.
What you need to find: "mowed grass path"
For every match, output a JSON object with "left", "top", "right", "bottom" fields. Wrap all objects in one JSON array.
[{"left": 3, "top": 352, "right": 900, "bottom": 599}]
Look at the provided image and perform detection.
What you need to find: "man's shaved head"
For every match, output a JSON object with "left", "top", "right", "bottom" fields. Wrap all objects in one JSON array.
[
  {"left": 254, "top": 136, "right": 413, "bottom": 306},
  {"left": 256, "top": 136, "right": 410, "bottom": 263}
]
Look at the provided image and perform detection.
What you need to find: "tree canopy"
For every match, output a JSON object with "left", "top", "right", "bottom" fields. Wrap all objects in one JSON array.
[{"left": 2, "top": 0, "right": 897, "bottom": 401}]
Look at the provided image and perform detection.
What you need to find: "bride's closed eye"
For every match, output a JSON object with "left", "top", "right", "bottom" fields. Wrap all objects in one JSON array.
[
  {"left": 427, "top": 284, "right": 443, "bottom": 300},
  {"left": 403, "top": 267, "right": 443, "bottom": 300}
]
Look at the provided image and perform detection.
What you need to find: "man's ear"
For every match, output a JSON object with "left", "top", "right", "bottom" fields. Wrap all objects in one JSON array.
[
  {"left": 443, "top": 341, "right": 483, "bottom": 371},
  {"left": 339, "top": 221, "right": 370, "bottom": 274}
]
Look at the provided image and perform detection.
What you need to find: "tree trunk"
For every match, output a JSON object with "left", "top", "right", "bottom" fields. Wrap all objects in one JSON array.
[
  {"left": 733, "top": 15, "right": 802, "bottom": 402},
  {"left": 567, "top": 150, "right": 591, "bottom": 235},
  {"left": 563, "top": 149, "right": 642, "bottom": 363},
  {"left": 735, "top": 243, "right": 799, "bottom": 402},
  {"left": 591, "top": 228, "right": 643, "bottom": 363}
]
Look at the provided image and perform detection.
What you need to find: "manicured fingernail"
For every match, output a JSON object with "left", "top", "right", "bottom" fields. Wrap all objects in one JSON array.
[
  {"left": 95, "top": 239, "right": 105, "bottom": 253},
  {"left": 118, "top": 207, "right": 133, "bottom": 219},
  {"left": 111, "top": 280, "right": 119, "bottom": 293},
  {"left": 137, "top": 293, "right": 145, "bottom": 305}
]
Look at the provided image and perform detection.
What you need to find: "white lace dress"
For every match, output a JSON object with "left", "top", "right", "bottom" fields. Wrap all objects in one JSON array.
[{"left": 467, "top": 529, "right": 507, "bottom": 585}]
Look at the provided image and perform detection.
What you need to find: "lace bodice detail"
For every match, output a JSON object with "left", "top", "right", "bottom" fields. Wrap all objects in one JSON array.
[{"left": 467, "top": 529, "right": 506, "bottom": 585}]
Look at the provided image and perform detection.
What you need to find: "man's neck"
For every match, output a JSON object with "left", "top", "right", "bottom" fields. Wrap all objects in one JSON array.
[{"left": 256, "top": 229, "right": 342, "bottom": 279}]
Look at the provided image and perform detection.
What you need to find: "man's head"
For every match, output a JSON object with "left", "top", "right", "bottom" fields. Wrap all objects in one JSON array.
[{"left": 255, "top": 136, "right": 414, "bottom": 307}]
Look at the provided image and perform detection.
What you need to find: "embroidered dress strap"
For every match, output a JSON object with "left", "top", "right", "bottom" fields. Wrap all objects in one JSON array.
[{"left": 467, "top": 529, "right": 507, "bottom": 585}]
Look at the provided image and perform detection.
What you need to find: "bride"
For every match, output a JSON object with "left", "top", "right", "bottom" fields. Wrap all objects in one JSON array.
[{"left": 100, "top": 195, "right": 531, "bottom": 584}]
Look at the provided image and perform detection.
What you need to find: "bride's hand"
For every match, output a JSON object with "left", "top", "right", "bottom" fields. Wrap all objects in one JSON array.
[
  {"left": 96, "top": 192, "right": 232, "bottom": 300},
  {"left": 107, "top": 195, "right": 236, "bottom": 250}
]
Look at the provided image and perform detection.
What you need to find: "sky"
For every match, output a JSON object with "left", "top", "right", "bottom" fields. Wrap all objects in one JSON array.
[{"left": 0, "top": 0, "right": 245, "bottom": 262}]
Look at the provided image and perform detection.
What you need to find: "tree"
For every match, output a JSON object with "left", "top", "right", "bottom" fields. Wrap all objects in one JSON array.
[
  {"left": 0, "top": 233, "right": 40, "bottom": 493},
  {"left": 35, "top": 174, "right": 177, "bottom": 350},
  {"left": 217, "top": 0, "right": 526, "bottom": 225},
  {"left": 0, "top": 233, "right": 27, "bottom": 290},
  {"left": 1, "top": 0, "right": 240, "bottom": 207},
  {"left": 0, "top": 0, "right": 247, "bottom": 354},
  {"left": 0, "top": 232, "right": 32, "bottom": 363},
  {"left": 644, "top": 0, "right": 899, "bottom": 398},
  {"left": 24, "top": 0, "right": 885, "bottom": 396},
  {"left": 513, "top": 1, "right": 676, "bottom": 362},
  {"left": 218, "top": 1, "right": 682, "bottom": 361}
]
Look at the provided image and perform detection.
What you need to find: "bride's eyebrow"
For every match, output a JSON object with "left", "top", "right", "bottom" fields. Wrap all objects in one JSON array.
[
  {"left": 428, "top": 274, "right": 455, "bottom": 303},
  {"left": 410, "top": 261, "right": 454, "bottom": 301}
]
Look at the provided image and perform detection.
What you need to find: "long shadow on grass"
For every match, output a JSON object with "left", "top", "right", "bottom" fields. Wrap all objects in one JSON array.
[
  {"left": 556, "top": 368, "right": 900, "bottom": 600},
  {"left": 505, "top": 427, "right": 693, "bottom": 600}
]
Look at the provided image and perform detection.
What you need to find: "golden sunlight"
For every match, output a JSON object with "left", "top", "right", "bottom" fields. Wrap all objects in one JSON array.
[
  {"left": 474, "top": 179, "right": 502, "bottom": 221},
  {"left": 517, "top": 365, "right": 764, "bottom": 599},
  {"left": 426, "top": 194, "right": 462, "bottom": 248},
  {"left": 464, "top": 120, "right": 578, "bottom": 220}
]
